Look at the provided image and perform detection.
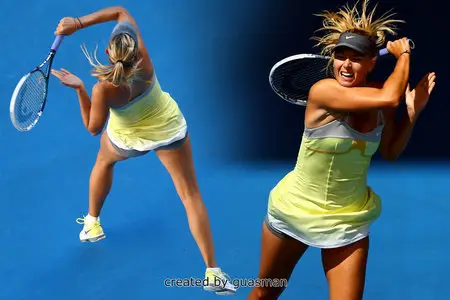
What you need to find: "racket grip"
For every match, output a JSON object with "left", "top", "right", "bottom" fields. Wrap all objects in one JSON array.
[
  {"left": 51, "top": 35, "right": 64, "bottom": 52},
  {"left": 378, "top": 39, "right": 415, "bottom": 56},
  {"left": 378, "top": 47, "right": 389, "bottom": 56}
]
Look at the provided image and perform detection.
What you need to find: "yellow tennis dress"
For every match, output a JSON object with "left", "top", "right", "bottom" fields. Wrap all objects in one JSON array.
[
  {"left": 106, "top": 73, "right": 187, "bottom": 152},
  {"left": 266, "top": 112, "right": 384, "bottom": 248}
]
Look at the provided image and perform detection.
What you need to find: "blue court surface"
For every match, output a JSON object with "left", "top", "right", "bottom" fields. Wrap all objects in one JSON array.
[{"left": 1, "top": 1, "right": 449, "bottom": 299}]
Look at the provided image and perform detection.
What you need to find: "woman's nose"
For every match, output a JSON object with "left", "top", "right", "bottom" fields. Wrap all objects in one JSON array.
[{"left": 343, "top": 58, "right": 352, "bottom": 68}]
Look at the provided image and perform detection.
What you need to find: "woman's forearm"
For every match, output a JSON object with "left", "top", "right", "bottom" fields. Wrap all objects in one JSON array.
[
  {"left": 75, "top": 85, "right": 92, "bottom": 130},
  {"left": 381, "top": 54, "right": 410, "bottom": 105},
  {"left": 387, "top": 110, "right": 416, "bottom": 160},
  {"left": 78, "top": 6, "right": 126, "bottom": 28}
]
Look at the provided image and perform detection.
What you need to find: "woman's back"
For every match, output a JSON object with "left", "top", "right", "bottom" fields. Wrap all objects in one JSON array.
[
  {"left": 106, "top": 73, "right": 187, "bottom": 152},
  {"left": 105, "top": 69, "right": 154, "bottom": 109}
]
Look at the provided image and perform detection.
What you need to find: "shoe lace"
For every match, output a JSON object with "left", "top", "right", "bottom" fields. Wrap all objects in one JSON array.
[{"left": 76, "top": 216, "right": 86, "bottom": 224}]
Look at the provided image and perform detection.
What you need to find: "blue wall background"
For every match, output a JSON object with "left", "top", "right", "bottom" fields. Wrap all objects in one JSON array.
[
  {"left": 1, "top": 0, "right": 447, "bottom": 165},
  {"left": 0, "top": 0, "right": 263, "bottom": 167}
]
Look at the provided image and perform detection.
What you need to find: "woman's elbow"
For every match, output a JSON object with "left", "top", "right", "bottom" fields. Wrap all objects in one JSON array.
[
  {"left": 88, "top": 125, "right": 103, "bottom": 136},
  {"left": 383, "top": 96, "right": 402, "bottom": 108},
  {"left": 90, "top": 131, "right": 102, "bottom": 136},
  {"left": 379, "top": 90, "right": 402, "bottom": 108},
  {"left": 115, "top": 6, "right": 130, "bottom": 17},
  {"left": 112, "top": 5, "right": 127, "bottom": 12}
]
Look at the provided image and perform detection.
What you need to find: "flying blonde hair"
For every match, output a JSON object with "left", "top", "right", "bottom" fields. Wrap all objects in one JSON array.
[
  {"left": 311, "top": 0, "right": 405, "bottom": 56},
  {"left": 81, "top": 33, "right": 142, "bottom": 87}
]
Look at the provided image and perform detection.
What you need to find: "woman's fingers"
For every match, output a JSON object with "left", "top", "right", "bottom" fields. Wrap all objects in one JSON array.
[{"left": 60, "top": 68, "right": 71, "bottom": 75}]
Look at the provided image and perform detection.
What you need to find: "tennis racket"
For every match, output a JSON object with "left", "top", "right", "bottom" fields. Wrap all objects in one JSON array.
[
  {"left": 269, "top": 39, "right": 415, "bottom": 106},
  {"left": 9, "top": 35, "right": 65, "bottom": 132}
]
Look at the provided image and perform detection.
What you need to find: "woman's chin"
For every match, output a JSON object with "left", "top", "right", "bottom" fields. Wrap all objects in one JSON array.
[{"left": 337, "top": 77, "right": 355, "bottom": 87}]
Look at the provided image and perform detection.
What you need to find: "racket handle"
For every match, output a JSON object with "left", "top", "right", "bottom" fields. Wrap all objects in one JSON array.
[
  {"left": 378, "top": 39, "right": 415, "bottom": 56},
  {"left": 51, "top": 35, "right": 65, "bottom": 52},
  {"left": 378, "top": 47, "right": 389, "bottom": 56}
]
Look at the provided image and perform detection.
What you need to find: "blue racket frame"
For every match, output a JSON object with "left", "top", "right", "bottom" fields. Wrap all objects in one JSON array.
[{"left": 10, "top": 35, "right": 64, "bottom": 132}]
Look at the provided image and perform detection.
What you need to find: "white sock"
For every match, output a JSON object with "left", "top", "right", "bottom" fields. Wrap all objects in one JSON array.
[{"left": 86, "top": 214, "right": 99, "bottom": 223}]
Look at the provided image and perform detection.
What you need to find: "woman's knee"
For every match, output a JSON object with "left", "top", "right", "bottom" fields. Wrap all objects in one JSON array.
[
  {"left": 95, "top": 153, "right": 116, "bottom": 167},
  {"left": 95, "top": 146, "right": 124, "bottom": 167},
  {"left": 172, "top": 174, "right": 200, "bottom": 202},
  {"left": 171, "top": 172, "right": 201, "bottom": 204},
  {"left": 176, "top": 185, "right": 201, "bottom": 207}
]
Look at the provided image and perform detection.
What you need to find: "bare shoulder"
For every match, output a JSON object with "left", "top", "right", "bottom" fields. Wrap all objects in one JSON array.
[
  {"left": 309, "top": 78, "right": 334, "bottom": 95},
  {"left": 92, "top": 82, "right": 112, "bottom": 96},
  {"left": 311, "top": 78, "right": 337, "bottom": 91},
  {"left": 305, "top": 79, "right": 336, "bottom": 126},
  {"left": 92, "top": 82, "right": 129, "bottom": 105},
  {"left": 308, "top": 78, "right": 339, "bottom": 105}
]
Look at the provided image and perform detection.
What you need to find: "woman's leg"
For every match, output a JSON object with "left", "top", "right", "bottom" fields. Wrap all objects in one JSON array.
[
  {"left": 321, "top": 237, "right": 370, "bottom": 300},
  {"left": 78, "top": 131, "right": 128, "bottom": 242},
  {"left": 155, "top": 135, "right": 235, "bottom": 294},
  {"left": 248, "top": 220, "right": 309, "bottom": 300},
  {"left": 88, "top": 132, "right": 128, "bottom": 217},
  {"left": 155, "top": 135, "right": 216, "bottom": 267}
]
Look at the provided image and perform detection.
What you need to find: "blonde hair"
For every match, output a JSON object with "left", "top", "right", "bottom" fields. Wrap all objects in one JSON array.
[
  {"left": 81, "top": 33, "right": 142, "bottom": 86},
  {"left": 311, "top": 0, "right": 405, "bottom": 56}
]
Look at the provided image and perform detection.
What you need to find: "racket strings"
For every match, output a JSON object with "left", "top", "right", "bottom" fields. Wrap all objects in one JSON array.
[
  {"left": 12, "top": 71, "right": 47, "bottom": 130},
  {"left": 271, "top": 57, "right": 332, "bottom": 102}
]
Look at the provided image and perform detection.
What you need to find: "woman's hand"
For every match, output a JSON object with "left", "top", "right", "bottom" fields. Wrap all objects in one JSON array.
[
  {"left": 51, "top": 68, "right": 84, "bottom": 89},
  {"left": 54, "top": 17, "right": 81, "bottom": 36},
  {"left": 387, "top": 37, "right": 411, "bottom": 59},
  {"left": 405, "top": 72, "right": 436, "bottom": 121}
]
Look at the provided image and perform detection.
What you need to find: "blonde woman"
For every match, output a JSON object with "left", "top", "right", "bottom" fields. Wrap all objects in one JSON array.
[
  {"left": 51, "top": 6, "right": 236, "bottom": 295},
  {"left": 249, "top": 1, "right": 436, "bottom": 299}
]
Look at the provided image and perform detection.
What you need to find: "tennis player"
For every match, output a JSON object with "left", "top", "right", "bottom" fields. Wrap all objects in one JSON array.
[
  {"left": 249, "top": 1, "right": 436, "bottom": 299},
  {"left": 51, "top": 6, "right": 236, "bottom": 295}
]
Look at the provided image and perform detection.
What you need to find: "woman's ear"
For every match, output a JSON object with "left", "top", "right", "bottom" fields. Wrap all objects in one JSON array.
[
  {"left": 369, "top": 56, "right": 377, "bottom": 72},
  {"left": 105, "top": 48, "right": 109, "bottom": 55}
]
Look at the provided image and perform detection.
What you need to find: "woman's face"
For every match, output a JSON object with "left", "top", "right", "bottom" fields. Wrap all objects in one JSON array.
[{"left": 333, "top": 47, "right": 376, "bottom": 87}]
